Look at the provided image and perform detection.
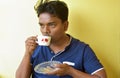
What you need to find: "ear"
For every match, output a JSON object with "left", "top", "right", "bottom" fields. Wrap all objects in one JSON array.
[{"left": 63, "top": 21, "right": 69, "bottom": 31}]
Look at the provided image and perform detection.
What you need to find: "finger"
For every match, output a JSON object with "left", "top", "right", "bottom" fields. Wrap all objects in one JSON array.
[
  {"left": 54, "top": 64, "right": 66, "bottom": 68},
  {"left": 27, "top": 36, "right": 37, "bottom": 41},
  {"left": 26, "top": 42, "right": 38, "bottom": 46},
  {"left": 25, "top": 37, "right": 37, "bottom": 44},
  {"left": 46, "top": 71, "right": 56, "bottom": 75},
  {"left": 47, "top": 70, "right": 61, "bottom": 76},
  {"left": 27, "top": 39, "right": 36, "bottom": 43},
  {"left": 31, "top": 36, "right": 37, "bottom": 41}
]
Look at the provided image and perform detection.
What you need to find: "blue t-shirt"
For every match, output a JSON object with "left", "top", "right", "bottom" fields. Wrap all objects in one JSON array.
[{"left": 31, "top": 36, "right": 103, "bottom": 78}]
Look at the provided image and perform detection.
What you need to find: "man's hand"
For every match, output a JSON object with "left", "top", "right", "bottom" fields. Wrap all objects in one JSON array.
[
  {"left": 25, "top": 36, "right": 38, "bottom": 55},
  {"left": 47, "top": 64, "right": 72, "bottom": 76},
  {"left": 46, "top": 63, "right": 107, "bottom": 78}
]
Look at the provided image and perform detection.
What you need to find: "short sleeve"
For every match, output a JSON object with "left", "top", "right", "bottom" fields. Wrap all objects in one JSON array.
[
  {"left": 83, "top": 45, "right": 103, "bottom": 74},
  {"left": 30, "top": 46, "right": 41, "bottom": 67}
]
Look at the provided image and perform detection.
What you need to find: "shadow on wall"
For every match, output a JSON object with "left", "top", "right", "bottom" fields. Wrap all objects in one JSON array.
[
  {"left": 103, "top": 59, "right": 118, "bottom": 78},
  {"left": 96, "top": 48, "right": 118, "bottom": 78}
]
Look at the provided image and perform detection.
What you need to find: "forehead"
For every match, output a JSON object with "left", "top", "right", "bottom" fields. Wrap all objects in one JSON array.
[{"left": 39, "top": 13, "right": 60, "bottom": 23}]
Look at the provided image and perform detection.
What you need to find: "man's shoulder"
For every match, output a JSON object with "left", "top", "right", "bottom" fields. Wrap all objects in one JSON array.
[{"left": 71, "top": 37, "right": 88, "bottom": 47}]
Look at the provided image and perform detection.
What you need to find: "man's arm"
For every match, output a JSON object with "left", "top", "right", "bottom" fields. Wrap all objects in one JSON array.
[
  {"left": 16, "top": 36, "right": 37, "bottom": 78},
  {"left": 68, "top": 66, "right": 107, "bottom": 78},
  {"left": 16, "top": 53, "right": 32, "bottom": 78},
  {"left": 47, "top": 64, "right": 107, "bottom": 78}
]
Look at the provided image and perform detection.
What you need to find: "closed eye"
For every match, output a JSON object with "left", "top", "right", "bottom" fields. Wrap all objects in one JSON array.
[
  {"left": 38, "top": 22, "right": 57, "bottom": 28},
  {"left": 48, "top": 22, "right": 56, "bottom": 28},
  {"left": 39, "top": 23, "right": 44, "bottom": 28}
]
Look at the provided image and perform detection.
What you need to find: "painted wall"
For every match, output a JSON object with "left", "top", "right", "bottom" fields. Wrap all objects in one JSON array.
[
  {"left": 65, "top": 0, "right": 120, "bottom": 78},
  {"left": 0, "top": 0, "right": 119, "bottom": 78}
]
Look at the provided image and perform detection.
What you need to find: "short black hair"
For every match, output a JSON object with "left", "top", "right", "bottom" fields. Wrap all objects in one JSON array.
[{"left": 34, "top": 0, "right": 69, "bottom": 22}]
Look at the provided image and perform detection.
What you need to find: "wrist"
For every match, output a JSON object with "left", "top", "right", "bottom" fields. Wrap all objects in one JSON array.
[
  {"left": 24, "top": 51, "right": 32, "bottom": 57},
  {"left": 67, "top": 66, "right": 80, "bottom": 78},
  {"left": 25, "top": 49, "right": 34, "bottom": 56},
  {"left": 67, "top": 66, "right": 75, "bottom": 76}
]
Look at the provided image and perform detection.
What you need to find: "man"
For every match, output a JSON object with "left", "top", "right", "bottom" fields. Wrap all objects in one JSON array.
[{"left": 16, "top": 0, "right": 107, "bottom": 78}]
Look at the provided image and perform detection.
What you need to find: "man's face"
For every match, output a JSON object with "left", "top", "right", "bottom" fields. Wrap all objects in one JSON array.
[{"left": 38, "top": 13, "right": 68, "bottom": 42}]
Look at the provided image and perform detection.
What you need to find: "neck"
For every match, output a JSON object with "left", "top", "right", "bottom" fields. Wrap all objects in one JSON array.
[
  {"left": 49, "top": 34, "right": 70, "bottom": 53},
  {"left": 53, "top": 34, "right": 69, "bottom": 45}
]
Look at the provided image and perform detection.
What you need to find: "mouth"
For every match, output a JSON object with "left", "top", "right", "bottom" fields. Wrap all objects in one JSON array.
[
  {"left": 42, "top": 34, "right": 50, "bottom": 36},
  {"left": 42, "top": 33, "right": 51, "bottom": 36}
]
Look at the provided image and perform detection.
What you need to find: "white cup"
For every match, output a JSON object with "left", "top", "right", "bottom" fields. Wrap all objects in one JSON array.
[{"left": 37, "top": 35, "right": 51, "bottom": 46}]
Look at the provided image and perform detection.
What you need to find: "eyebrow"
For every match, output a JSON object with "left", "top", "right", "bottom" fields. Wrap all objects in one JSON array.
[
  {"left": 38, "top": 22, "right": 56, "bottom": 25},
  {"left": 48, "top": 22, "right": 56, "bottom": 24}
]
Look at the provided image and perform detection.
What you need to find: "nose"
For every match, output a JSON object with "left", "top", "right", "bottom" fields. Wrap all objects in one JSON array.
[{"left": 41, "top": 26, "right": 50, "bottom": 35}]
